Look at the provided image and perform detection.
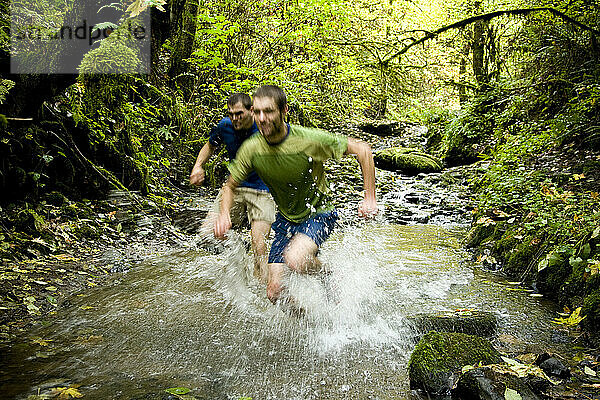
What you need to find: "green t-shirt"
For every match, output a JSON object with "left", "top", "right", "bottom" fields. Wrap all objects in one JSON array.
[{"left": 228, "top": 124, "right": 348, "bottom": 223}]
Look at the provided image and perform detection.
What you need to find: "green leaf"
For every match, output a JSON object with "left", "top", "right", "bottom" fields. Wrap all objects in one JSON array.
[
  {"left": 504, "top": 387, "right": 522, "bottom": 400},
  {"left": 93, "top": 22, "right": 118, "bottom": 32},
  {"left": 569, "top": 256, "right": 585, "bottom": 268},
  {"left": 165, "top": 387, "right": 191, "bottom": 395},
  {"left": 537, "top": 257, "right": 548, "bottom": 272},
  {"left": 581, "top": 243, "right": 591, "bottom": 259}
]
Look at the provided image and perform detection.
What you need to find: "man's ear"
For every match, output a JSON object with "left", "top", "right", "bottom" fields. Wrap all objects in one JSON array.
[{"left": 282, "top": 104, "right": 289, "bottom": 119}]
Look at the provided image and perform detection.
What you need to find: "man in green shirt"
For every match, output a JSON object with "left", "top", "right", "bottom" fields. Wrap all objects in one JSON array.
[{"left": 215, "top": 85, "right": 378, "bottom": 303}]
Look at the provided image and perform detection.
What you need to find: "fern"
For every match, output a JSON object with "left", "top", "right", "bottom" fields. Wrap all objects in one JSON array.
[{"left": 0, "top": 79, "right": 15, "bottom": 105}]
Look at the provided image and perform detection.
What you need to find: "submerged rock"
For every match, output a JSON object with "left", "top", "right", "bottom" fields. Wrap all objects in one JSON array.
[
  {"left": 408, "top": 332, "right": 502, "bottom": 396},
  {"left": 408, "top": 310, "right": 498, "bottom": 338},
  {"left": 374, "top": 147, "right": 443, "bottom": 175}
]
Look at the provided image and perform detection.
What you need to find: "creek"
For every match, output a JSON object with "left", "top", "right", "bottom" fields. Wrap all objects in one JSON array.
[
  {"left": 0, "top": 126, "right": 576, "bottom": 399},
  {"left": 1, "top": 207, "right": 570, "bottom": 399}
]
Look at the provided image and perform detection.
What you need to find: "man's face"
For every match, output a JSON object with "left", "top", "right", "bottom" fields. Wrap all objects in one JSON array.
[
  {"left": 252, "top": 96, "right": 287, "bottom": 141},
  {"left": 228, "top": 102, "right": 254, "bottom": 131}
]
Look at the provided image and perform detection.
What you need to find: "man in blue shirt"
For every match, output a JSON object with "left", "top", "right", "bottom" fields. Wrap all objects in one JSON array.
[{"left": 190, "top": 93, "right": 276, "bottom": 282}]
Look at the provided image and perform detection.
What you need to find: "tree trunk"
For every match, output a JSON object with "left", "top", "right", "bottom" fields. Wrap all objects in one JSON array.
[
  {"left": 168, "top": 0, "right": 200, "bottom": 90},
  {"left": 472, "top": 19, "right": 486, "bottom": 88},
  {"left": 150, "top": 6, "right": 172, "bottom": 75},
  {"left": 459, "top": 41, "right": 470, "bottom": 105}
]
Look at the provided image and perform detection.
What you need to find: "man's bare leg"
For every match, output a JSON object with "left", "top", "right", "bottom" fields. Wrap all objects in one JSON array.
[
  {"left": 200, "top": 212, "right": 217, "bottom": 236},
  {"left": 267, "top": 262, "right": 286, "bottom": 303},
  {"left": 267, "top": 234, "right": 322, "bottom": 304},
  {"left": 283, "top": 233, "right": 321, "bottom": 274},
  {"left": 250, "top": 220, "right": 271, "bottom": 283}
]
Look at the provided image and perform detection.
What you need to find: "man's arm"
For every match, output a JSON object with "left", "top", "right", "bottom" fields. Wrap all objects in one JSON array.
[
  {"left": 345, "top": 137, "right": 378, "bottom": 217},
  {"left": 189, "top": 141, "right": 216, "bottom": 186},
  {"left": 214, "top": 175, "right": 240, "bottom": 238}
]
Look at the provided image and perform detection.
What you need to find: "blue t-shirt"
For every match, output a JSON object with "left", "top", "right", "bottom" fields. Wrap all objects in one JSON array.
[{"left": 209, "top": 117, "right": 269, "bottom": 191}]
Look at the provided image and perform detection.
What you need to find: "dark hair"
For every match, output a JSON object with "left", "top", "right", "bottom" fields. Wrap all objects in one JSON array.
[
  {"left": 253, "top": 85, "right": 287, "bottom": 111},
  {"left": 227, "top": 93, "right": 252, "bottom": 110}
]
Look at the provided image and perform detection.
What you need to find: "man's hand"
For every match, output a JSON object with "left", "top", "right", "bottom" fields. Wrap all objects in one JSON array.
[
  {"left": 358, "top": 197, "right": 378, "bottom": 218},
  {"left": 214, "top": 212, "right": 232, "bottom": 239},
  {"left": 189, "top": 165, "right": 205, "bottom": 186}
]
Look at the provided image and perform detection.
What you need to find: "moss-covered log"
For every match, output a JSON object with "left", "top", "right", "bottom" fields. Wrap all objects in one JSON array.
[{"left": 374, "top": 147, "right": 443, "bottom": 175}]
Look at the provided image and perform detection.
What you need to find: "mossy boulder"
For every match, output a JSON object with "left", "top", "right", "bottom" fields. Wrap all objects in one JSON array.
[
  {"left": 374, "top": 147, "right": 443, "bottom": 175},
  {"left": 535, "top": 245, "right": 574, "bottom": 296},
  {"left": 408, "top": 310, "right": 498, "bottom": 338},
  {"left": 504, "top": 236, "right": 544, "bottom": 278},
  {"left": 409, "top": 332, "right": 502, "bottom": 396}
]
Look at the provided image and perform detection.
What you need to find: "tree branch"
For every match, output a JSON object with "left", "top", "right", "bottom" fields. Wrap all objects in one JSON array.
[{"left": 383, "top": 7, "right": 600, "bottom": 64}]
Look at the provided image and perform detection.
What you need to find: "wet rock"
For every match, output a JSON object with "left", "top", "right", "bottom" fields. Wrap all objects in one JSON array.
[
  {"left": 374, "top": 147, "right": 443, "bottom": 175},
  {"left": 408, "top": 310, "right": 498, "bottom": 338},
  {"left": 358, "top": 120, "right": 401, "bottom": 137},
  {"left": 408, "top": 332, "right": 502, "bottom": 396},
  {"left": 171, "top": 208, "right": 207, "bottom": 234},
  {"left": 536, "top": 354, "right": 571, "bottom": 379},
  {"left": 452, "top": 366, "right": 542, "bottom": 400}
]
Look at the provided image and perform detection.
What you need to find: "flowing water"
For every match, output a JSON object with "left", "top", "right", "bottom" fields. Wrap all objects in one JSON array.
[{"left": 1, "top": 215, "right": 568, "bottom": 400}]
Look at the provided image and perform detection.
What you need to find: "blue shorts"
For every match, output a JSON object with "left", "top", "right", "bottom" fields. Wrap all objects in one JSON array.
[{"left": 268, "top": 210, "right": 338, "bottom": 264}]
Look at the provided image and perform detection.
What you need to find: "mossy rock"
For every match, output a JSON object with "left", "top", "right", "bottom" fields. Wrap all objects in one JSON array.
[
  {"left": 408, "top": 332, "right": 502, "bottom": 396},
  {"left": 582, "top": 289, "right": 600, "bottom": 334},
  {"left": 374, "top": 147, "right": 443, "bottom": 175},
  {"left": 493, "top": 229, "right": 520, "bottom": 257},
  {"left": 535, "top": 246, "right": 574, "bottom": 296},
  {"left": 43, "top": 191, "right": 68, "bottom": 207},
  {"left": 465, "top": 221, "right": 506, "bottom": 248},
  {"left": 504, "top": 237, "right": 543, "bottom": 278},
  {"left": 407, "top": 310, "right": 498, "bottom": 338}
]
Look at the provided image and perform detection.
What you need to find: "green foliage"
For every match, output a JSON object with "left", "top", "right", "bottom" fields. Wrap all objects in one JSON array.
[
  {"left": 79, "top": 40, "right": 141, "bottom": 74},
  {"left": 422, "top": 107, "right": 453, "bottom": 155},
  {"left": 66, "top": 74, "right": 187, "bottom": 195},
  {"left": 0, "top": 79, "right": 15, "bottom": 105},
  {"left": 164, "top": 387, "right": 191, "bottom": 395},
  {"left": 437, "top": 91, "right": 500, "bottom": 166}
]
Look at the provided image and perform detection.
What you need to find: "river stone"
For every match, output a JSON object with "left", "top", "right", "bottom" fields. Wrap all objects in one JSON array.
[
  {"left": 374, "top": 147, "right": 443, "bottom": 175},
  {"left": 407, "top": 310, "right": 498, "bottom": 338},
  {"left": 408, "top": 332, "right": 502, "bottom": 396},
  {"left": 536, "top": 355, "right": 571, "bottom": 379},
  {"left": 452, "top": 366, "right": 542, "bottom": 400},
  {"left": 358, "top": 120, "right": 400, "bottom": 136}
]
